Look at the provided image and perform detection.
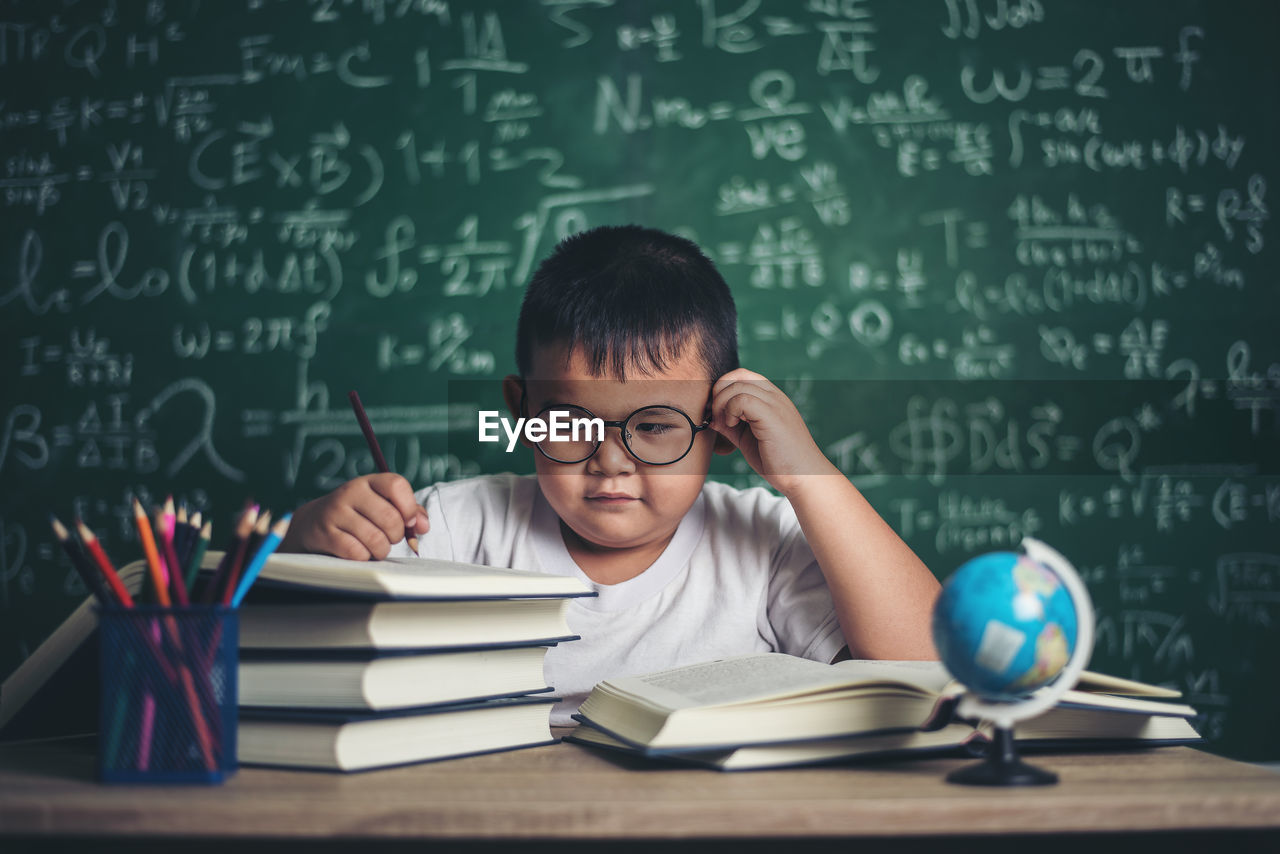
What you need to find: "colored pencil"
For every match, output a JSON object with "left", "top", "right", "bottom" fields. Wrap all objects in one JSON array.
[
  {"left": 231, "top": 514, "right": 291, "bottom": 607},
  {"left": 160, "top": 497, "right": 182, "bottom": 584},
  {"left": 155, "top": 506, "right": 190, "bottom": 606},
  {"left": 49, "top": 515, "right": 110, "bottom": 605},
  {"left": 348, "top": 390, "right": 390, "bottom": 472},
  {"left": 212, "top": 506, "right": 258, "bottom": 605},
  {"left": 349, "top": 389, "right": 417, "bottom": 548},
  {"left": 132, "top": 498, "right": 171, "bottom": 607},
  {"left": 183, "top": 518, "right": 211, "bottom": 596},
  {"left": 173, "top": 502, "right": 192, "bottom": 565},
  {"left": 137, "top": 692, "right": 155, "bottom": 771},
  {"left": 246, "top": 509, "right": 272, "bottom": 558},
  {"left": 178, "top": 661, "right": 216, "bottom": 770},
  {"left": 161, "top": 495, "right": 176, "bottom": 540},
  {"left": 74, "top": 519, "right": 135, "bottom": 608},
  {"left": 178, "top": 510, "right": 201, "bottom": 565}
]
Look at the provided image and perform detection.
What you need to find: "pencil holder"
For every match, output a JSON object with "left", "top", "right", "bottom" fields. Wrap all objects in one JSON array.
[{"left": 97, "top": 605, "right": 239, "bottom": 784}]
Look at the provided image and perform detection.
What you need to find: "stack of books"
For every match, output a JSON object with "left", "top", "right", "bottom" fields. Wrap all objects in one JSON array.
[{"left": 221, "top": 552, "right": 595, "bottom": 772}]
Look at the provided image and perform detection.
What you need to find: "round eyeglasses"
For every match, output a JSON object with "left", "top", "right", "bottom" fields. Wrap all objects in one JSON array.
[{"left": 529, "top": 403, "right": 711, "bottom": 466}]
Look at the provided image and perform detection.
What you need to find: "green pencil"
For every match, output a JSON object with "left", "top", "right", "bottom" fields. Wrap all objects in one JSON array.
[{"left": 183, "top": 520, "right": 212, "bottom": 598}]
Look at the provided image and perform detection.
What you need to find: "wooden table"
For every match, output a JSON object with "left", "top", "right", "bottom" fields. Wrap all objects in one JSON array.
[{"left": 2, "top": 734, "right": 1279, "bottom": 852}]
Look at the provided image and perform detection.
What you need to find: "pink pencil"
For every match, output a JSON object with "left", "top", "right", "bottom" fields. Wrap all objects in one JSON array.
[{"left": 138, "top": 693, "right": 156, "bottom": 771}]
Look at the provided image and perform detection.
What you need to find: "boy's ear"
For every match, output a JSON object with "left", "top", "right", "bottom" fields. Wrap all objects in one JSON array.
[
  {"left": 501, "top": 374, "right": 524, "bottom": 419},
  {"left": 500, "top": 374, "right": 537, "bottom": 450}
]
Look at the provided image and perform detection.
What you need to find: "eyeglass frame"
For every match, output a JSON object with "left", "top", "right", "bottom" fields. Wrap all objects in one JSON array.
[{"left": 519, "top": 392, "right": 712, "bottom": 466}]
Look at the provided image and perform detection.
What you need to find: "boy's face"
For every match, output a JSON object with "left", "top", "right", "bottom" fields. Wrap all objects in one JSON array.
[{"left": 503, "top": 343, "right": 723, "bottom": 557}]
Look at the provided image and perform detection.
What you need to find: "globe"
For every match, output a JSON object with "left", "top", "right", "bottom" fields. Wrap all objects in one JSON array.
[{"left": 932, "top": 550, "right": 1079, "bottom": 701}]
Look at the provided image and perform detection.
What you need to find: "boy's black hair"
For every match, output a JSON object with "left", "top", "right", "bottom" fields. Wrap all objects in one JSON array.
[{"left": 516, "top": 225, "right": 739, "bottom": 380}]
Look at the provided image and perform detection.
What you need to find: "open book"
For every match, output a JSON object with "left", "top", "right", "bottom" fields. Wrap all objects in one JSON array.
[{"left": 572, "top": 653, "right": 1200, "bottom": 757}]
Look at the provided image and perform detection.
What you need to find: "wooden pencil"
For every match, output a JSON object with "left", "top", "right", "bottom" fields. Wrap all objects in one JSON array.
[
  {"left": 348, "top": 390, "right": 390, "bottom": 472},
  {"left": 132, "top": 498, "right": 171, "bottom": 607},
  {"left": 246, "top": 510, "right": 271, "bottom": 556},
  {"left": 49, "top": 516, "right": 110, "bottom": 605},
  {"left": 226, "top": 510, "right": 273, "bottom": 604},
  {"left": 205, "top": 506, "right": 256, "bottom": 605},
  {"left": 173, "top": 502, "right": 192, "bottom": 567},
  {"left": 74, "top": 519, "right": 135, "bottom": 608},
  {"left": 231, "top": 514, "right": 291, "bottom": 607},
  {"left": 349, "top": 389, "right": 416, "bottom": 547},
  {"left": 182, "top": 517, "right": 210, "bottom": 596},
  {"left": 155, "top": 506, "right": 190, "bottom": 606}
]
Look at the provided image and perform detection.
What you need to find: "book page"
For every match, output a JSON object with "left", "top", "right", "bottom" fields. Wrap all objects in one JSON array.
[
  {"left": 830, "top": 659, "right": 954, "bottom": 694},
  {"left": 1075, "top": 670, "right": 1183, "bottom": 698},
  {"left": 631, "top": 655, "right": 846, "bottom": 707}
]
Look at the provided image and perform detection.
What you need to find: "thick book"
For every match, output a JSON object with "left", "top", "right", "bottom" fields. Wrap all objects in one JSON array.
[
  {"left": 237, "top": 696, "right": 559, "bottom": 772},
  {"left": 197, "top": 551, "right": 596, "bottom": 600},
  {"left": 238, "top": 646, "right": 553, "bottom": 710},
  {"left": 574, "top": 653, "right": 1200, "bottom": 753},
  {"left": 238, "top": 597, "right": 577, "bottom": 650}
]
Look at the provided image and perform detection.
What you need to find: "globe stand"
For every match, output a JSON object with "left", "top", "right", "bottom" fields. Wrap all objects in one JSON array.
[
  {"left": 946, "top": 726, "right": 1057, "bottom": 786},
  {"left": 936, "top": 537, "right": 1096, "bottom": 789}
]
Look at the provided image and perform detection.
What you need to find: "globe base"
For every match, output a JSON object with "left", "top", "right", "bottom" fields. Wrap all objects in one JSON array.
[{"left": 946, "top": 727, "right": 1059, "bottom": 787}]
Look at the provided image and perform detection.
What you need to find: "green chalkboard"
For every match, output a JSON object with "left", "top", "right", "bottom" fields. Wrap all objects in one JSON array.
[{"left": 1, "top": 0, "right": 1277, "bottom": 759}]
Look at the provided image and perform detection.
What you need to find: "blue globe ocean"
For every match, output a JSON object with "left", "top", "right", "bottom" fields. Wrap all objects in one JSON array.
[{"left": 932, "top": 551, "right": 1079, "bottom": 700}]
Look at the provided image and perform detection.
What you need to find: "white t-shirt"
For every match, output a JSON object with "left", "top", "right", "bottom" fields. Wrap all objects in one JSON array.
[{"left": 389, "top": 474, "right": 845, "bottom": 725}]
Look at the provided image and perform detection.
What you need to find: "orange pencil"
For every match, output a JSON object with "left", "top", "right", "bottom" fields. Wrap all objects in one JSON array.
[
  {"left": 132, "top": 498, "right": 171, "bottom": 607},
  {"left": 74, "top": 519, "right": 135, "bottom": 608}
]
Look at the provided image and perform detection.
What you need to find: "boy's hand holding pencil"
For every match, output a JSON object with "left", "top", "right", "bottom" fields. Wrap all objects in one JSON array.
[
  {"left": 280, "top": 473, "right": 428, "bottom": 561},
  {"left": 277, "top": 391, "right": 429, "bottom": 561}
]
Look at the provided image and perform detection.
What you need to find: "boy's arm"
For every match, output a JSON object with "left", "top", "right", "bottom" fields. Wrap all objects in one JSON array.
[
  {"left": 711, "top": 370, "right": 941, "bottom": 660},
  {"left": 783, "top": 474, "right": 941, "bottom": 660}
]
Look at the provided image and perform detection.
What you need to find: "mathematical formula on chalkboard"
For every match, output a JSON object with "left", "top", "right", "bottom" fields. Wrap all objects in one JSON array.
[{"left": 1, "top": 0, "right": 1276, "bottom": 759}]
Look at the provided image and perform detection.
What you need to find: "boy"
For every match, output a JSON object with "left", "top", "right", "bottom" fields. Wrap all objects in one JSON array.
[{"left": 283, "top": 225, "right": 940, "bottom": 724}]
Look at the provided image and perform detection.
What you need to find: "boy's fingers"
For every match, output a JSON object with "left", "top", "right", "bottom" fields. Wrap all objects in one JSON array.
[
  {"left": 336, "top": 510, "right": 394, "bottom": 559},
  {"left": 327, "top": 528, "right": 375, "bottom": 562},
  {"left": 711, "top": 385, "right": 773, "bottom": 428},
  {"left": 366, "top": 473, "right": 425, "bottom": 526},
  {"left": 352, "top": 499, "right": 409, "bottom": 545},
  {"left": 712, "top": 368, "right": 769, "bottom": 396},
  {"left": 711, "top": 378, "right": 778, "bottom": 411}
]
